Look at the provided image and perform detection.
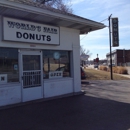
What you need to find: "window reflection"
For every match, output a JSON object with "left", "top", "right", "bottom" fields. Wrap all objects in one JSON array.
[
  {"left": 23, "top": 55, "right": 40, "bottom": 71},
  {"left": 43, "top": 50, "right": 70, "bottom": 79},
  {"left": 0, "top": 48, "right": 19, "bottom": 82}
]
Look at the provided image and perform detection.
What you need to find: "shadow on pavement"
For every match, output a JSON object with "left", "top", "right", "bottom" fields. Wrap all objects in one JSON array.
[{"left": 0, "top": 95, "right": 130, "bottom": 130}]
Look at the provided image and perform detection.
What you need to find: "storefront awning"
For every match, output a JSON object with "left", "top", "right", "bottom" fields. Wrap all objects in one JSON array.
[{"left": 0, "top": 0, "right": 106, "bottom": 34}]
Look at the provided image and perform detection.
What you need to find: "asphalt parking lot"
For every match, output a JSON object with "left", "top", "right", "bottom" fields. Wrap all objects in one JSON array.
[
  {"left": 82, "top": 80, "right": 130, "bottom": 104},
  {"left": 0, "top": 80, "right": 130, "bottom": 130}
]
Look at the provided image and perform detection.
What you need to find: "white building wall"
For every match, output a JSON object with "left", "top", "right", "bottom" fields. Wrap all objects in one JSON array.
[
  {"left": 0, "top": 83, "right": 21, "bottom": 106},
  {"left": 22, "top": 87, "right": 43, "bottom": 102},
  {"left": 0, "top": 15, "right": 2, "bottom": 41},
  {"left": 0, "top": 16, "right": 79, "bottom": 51},
  {"left": 72, "top": 45, "right": 81, "bottom": 93},
  {"left": 43, "top": 78, "right": 73, "bottom": 98},
  {"left": 0, "top": 16, "right": 81, "bottom": 106}
]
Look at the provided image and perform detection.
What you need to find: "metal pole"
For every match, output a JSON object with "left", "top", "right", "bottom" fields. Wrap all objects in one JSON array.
[
  {"left": 123, "top": 49, "right": 125, "bottom": 66},
  {"left": 108, "top": 14, "right": 113, "bottom": 80}
]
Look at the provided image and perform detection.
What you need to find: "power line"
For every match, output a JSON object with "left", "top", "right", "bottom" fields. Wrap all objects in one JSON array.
[
  {"left": 100, "top": 18, "right": 108, "bottom": 23},
  {"left": 80, "top": 35, "right": 87, "bottom": 41},
  {"left": 80, "top": 17, "right": 109, "bottom": 41}
]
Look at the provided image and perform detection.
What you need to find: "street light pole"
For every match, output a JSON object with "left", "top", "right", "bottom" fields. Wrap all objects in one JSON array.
[{"left": 108, "top": 14, "right": 113, "bottom": 80}]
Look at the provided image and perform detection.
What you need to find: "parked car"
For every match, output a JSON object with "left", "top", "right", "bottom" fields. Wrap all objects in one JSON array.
[
  {"left": 55, "top": 66, "right": 69, "bottom": 77},
  {"left": 108, "top": 64, "right": 115, "bottom": 68},
  {"left": 56, "top": 66, "right": 66, "bottom": 72},
  {"left": 80, "top": 66, "right": 87, "bottom": 79},
  {"left": 94, "top": 64, "right": 98, "bottom": 68},
  {"left": 56, "top": 66, "right": 86, "bottom": 79},
  {"left": 102, "top": 63, "right": 107, "bottom": 66}
]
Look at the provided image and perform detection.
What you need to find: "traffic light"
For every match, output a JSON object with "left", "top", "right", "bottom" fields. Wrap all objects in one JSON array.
[{"left": 96, "top": 58, "right": 99, "bottom": 62}]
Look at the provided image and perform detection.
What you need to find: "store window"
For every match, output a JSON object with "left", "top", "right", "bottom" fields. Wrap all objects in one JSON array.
[
  {"left": 43, "top": 50, "right": 70, "bottom": 79},
  {"left": 0, "top": 48, "right": 19, "bottom": 83}
]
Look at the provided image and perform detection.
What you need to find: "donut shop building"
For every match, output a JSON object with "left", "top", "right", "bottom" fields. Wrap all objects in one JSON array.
[{"left": 0, "top": 0, "right": 105, "bottom": 107}]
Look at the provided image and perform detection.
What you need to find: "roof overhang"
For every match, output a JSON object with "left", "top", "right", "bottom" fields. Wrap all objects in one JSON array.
[{"left": 0, "top": 0, "right": 106, "bottom": 34}]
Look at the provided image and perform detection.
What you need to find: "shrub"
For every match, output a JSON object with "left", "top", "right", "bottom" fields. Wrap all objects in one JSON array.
[
  {"left": 99, "top": 66, "right": 107, "bottom": 71},
  {"left": 112, "top": 67, "right": 118, "bottom": 73},
  {"left": 108, "top": 66, "right": 128, "bottom": 74},
  {"left": 117, "top": 67, "right": 128, "bottom": 74}
]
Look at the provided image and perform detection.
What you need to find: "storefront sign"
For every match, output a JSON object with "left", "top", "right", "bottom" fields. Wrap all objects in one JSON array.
[
  {"left": 49, "top": 71, "right": 63, "bottom": 79},
  {"left": 0, "top": 74, "right": 7, "bottom": 84},
  {"left": 3, "top": 17, "right": 60, "bottom": 45},
  {"left": 112, "top": 18, "right": 119, "bottom": 47}
]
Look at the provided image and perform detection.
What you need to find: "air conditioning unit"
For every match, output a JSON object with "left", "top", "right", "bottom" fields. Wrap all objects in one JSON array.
[{"left": 0, "top": 74, "right": 7, "bottom": 84}]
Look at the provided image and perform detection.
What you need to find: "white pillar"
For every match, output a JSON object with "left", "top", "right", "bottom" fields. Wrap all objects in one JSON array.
[{"left": 72, "top": 44, "right": 81, "bottom": 93}]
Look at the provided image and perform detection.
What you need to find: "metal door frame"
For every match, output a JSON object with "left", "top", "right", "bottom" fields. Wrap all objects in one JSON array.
[{"left": 19, "top": 49, "right": 43, "bottom": 102}]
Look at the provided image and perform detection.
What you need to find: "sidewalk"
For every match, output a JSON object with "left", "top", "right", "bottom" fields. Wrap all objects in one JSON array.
[
  {"left": 0, "top": 80, "right": 130, "bottom": 130},
  {"left": 116, "top": 73, "right": 130, "bottom": 78}
]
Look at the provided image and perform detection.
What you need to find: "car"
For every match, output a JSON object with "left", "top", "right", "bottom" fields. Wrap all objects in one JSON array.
[
  {"left": 94, "top": 64, "right": 98, "bottom": 68},
  {"left": 55, "top": 66, "right": 69, "bottom": 77},
  {"left": 102, "top": 63, "right": 107, "bottom": 66},
  {"left": 108, "top": 64, "right": 115, "bottom": 67},
  {"left": 80, "top": 66, "right": 87, "bottom": 79},
  {"left": 56, "top": 66, "right": 86, "bottom": 79},
  {"left": 56, "top": 66, "right": 66, "bottom": 72}
]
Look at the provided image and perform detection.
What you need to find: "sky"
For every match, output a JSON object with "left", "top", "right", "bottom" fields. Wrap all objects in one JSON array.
[{"left": 70, "top": 0, "right": 130, "bottom": 60}]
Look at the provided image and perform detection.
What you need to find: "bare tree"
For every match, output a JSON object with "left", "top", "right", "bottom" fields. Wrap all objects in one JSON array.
[
  {"left": 80, "top": 45, "right": 92, "bottom": 58},
  {"left": 33, "top": 0, "right": 73, "bottom": 13}
]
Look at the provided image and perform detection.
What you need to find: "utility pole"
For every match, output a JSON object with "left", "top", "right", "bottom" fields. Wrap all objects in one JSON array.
[{"left": 108, "top": 14, "right": 113, "bottom": 80}]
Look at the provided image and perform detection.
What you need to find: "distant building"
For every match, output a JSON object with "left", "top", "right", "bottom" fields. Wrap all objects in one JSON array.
[
  {"left": 99, "top": 59, "right": 107, "bottom": 64},
  {"left": 106, "top": 49, "right": 130, "bottom": 66},
  {"left": 80, "top": 54, "right": 89, "bottom": 66}
]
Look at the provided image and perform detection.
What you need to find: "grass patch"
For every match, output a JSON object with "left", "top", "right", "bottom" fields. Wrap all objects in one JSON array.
[{"left": 84, "top": 68, "right": 130, "bottom": 80}]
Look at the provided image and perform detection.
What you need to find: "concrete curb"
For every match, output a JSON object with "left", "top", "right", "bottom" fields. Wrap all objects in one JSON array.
[{"left": 0, "top": 91, "right": 84, "bottom": 110}]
